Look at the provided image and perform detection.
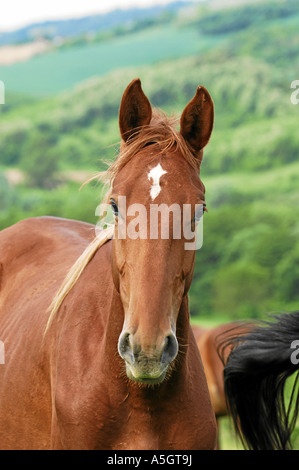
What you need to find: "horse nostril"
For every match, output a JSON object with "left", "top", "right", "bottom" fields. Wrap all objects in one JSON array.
[
  {"left": 161, "top": 334, "right": 178, "bottom": 365},
  {"left": 118, "top": 332, "right": 134, "bottom": 364}
]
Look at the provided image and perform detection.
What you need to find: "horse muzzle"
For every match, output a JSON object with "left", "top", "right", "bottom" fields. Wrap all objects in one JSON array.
[{"left": 118, "top": 331, "right": 178, "bottom": 385}]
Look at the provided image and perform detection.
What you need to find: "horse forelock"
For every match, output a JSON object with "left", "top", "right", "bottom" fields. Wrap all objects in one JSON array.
[{"left": 93, "top": 108, "right": 201, "bottom": 194}]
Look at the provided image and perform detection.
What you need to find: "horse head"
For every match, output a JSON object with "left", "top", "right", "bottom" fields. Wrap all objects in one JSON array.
[{"left": 111, "top": 79, "right": 214, "bottom": 385}]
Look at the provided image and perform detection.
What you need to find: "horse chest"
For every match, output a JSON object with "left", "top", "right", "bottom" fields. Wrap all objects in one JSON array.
[{"left": 102, "top": 397, "right": 207, "bottom": 450}]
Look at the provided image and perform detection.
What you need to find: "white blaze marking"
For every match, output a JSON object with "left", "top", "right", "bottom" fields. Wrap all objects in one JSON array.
[{"left": 147, "top": 163, "right": 167, "bottom": 201}]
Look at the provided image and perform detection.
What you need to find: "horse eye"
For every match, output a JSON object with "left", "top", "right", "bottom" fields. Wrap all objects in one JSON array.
[
  {"left": 110, "top": 199, "right": 119, "bottom": 217},
  {"left": 192, "top": 204, "right": 206, "bottom": 223}
]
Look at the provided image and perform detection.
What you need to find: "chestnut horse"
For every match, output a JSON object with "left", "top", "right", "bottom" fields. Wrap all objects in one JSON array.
[
  {"left": 192, "top": 322, "right": 254, "bottom": 417},
  {"left": 0, "top": 79, "right": 217, "bottom": 450}
]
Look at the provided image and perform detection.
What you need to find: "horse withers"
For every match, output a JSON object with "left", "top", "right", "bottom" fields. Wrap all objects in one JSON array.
[{"left": 0, "top": 79, "right": 216, "bottom": 450}]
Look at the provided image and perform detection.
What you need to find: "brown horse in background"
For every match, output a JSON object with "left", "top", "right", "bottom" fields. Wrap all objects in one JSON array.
[
  {"left": 224, "top": 312, "right": 299, "bottom": 450},
  {"left": 0, "top": 79, "right": 217, "bottom": 449},
  {"left": 192, "top": 322, "right": 253, "bottom": 448},
  {"left": 192, "top": 322, "right": 252, "bottom": 417}
]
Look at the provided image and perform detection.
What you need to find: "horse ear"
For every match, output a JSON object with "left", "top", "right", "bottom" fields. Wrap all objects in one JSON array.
[
  {"left": 119, "top": 78, "right": 152, "bottom": 142},
  {"left": 180, "top": 86, "right": 214, "bottom": 156}
]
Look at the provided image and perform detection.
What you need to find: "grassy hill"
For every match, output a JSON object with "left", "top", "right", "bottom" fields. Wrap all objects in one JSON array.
[
  {"left": 1, "top": 0, "right": 299, "bottom": 95},
  {"left": 0, "top": 0, "right": 299, "bottom": 322},
  {"left": 0, "top": 25, "right": 208, "bottom": 95},
  {"left": 0, "top": 2, "right": 190, "bottom": 46},
  {"left": 0, "top": 16, "right": 230, "bottom": 96}
]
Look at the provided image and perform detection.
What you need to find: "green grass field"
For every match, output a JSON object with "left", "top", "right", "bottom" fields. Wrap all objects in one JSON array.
[{"left": 0, "top": 25, "right": 223, "bottom": 96}]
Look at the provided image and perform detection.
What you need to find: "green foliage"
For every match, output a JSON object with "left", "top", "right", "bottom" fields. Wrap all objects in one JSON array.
[
  {"left": 0, "top": 92, "right": 37, "bottom": 115},
  {"left": 195, "top": 0, "right": 299, "bottom": 35},
  {"left": 275, "top": 244, "right": 299, "bottom": 302},
  {"left": 212, "top": 261, "right": 271, "bottom": 318},
  {"left": 0, "top": 173, "right": 17, "bottom": 211},
  {"left": 0, "top": 181, "right": 101, "bottom": 231},
  {"left": 20, "top": 132, "right": 59, "bottom": 189},
  {"left": 1, "top": 0, "right": 299, "bottom": 322}
]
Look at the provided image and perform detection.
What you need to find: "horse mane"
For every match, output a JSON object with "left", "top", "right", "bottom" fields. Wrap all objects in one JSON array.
[{"left": 45, "top": 109, "right": 201, "bottom": 333}]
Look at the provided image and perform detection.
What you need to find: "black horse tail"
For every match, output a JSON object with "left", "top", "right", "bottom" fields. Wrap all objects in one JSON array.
[{"left": 223, "top": 312, "right": 299, "bottom": 450}]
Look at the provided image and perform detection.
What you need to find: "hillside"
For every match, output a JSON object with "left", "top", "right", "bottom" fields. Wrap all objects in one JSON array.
[
  {"left": 0, "top": 25, "right": 207, "bottom": 95},
  {"left": 0, "top": 0, "right": 299, "bottom": 326},
  {"left": 1, "top": 0, "right": 299, "bottom": 95},
  {"left": 0, "top": 2, "right": 190, "bottom": 45}
]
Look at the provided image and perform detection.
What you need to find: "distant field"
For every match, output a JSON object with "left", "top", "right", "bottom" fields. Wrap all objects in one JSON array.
[
  {"left": 0, "top": 40, "right": 53, "bottom": 66},
  {"left": 0, "top": 25, "right": 221, "bottom": 96}
]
